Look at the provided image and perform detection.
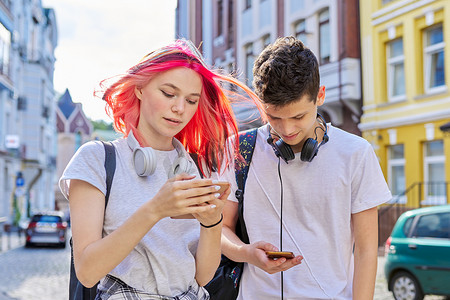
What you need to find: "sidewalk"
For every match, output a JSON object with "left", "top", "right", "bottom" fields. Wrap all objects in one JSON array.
[{"left": 0, "top": 230, "right": 26, "bottom": 254}]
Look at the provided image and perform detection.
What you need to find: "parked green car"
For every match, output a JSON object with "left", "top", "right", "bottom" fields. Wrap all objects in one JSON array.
[{"left": 384, "top": 205, "right": 450, "bottom": 300}]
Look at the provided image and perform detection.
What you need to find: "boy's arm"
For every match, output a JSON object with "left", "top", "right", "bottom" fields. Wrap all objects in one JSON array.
[
  {"left": 221, "top": 200, "right": 303, "bottom": 273},
  {"left": 221, "top": 200, "right": 247, "bottom": 261},
  {"left": 352, "top": 206, "right": 379, "bottom": 299}
]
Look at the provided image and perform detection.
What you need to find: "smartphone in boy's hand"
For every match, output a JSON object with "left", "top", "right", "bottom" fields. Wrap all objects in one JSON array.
[{"left": 266, "top": 251, "right": 295, "bottom": 259}]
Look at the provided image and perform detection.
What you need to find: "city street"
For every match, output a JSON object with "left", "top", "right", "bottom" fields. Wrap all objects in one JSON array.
[
  {"left": 0, "top": 235, "right": 447, "bottom": 300},
  {"left": 0, "top": 236, "right": 70, "bottom": 300}
]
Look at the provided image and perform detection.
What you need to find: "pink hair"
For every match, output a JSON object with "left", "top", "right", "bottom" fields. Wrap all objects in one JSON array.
[{"left": 98, "top": 40, "right": 265, "bottom": 175}]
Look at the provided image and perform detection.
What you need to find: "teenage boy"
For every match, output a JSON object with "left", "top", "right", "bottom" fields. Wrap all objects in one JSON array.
[{"left": 219, "top": 37, "right": 392, "bottom": 299}]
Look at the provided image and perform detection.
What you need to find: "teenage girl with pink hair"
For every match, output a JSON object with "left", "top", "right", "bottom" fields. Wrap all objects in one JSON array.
[{"left": 60, "top": 39, "right": 262, "bottom": 299}]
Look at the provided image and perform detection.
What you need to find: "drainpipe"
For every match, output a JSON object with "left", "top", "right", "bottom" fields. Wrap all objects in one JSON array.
[{"left": 25, "top": 168, "right": 42, "bottom": 218}]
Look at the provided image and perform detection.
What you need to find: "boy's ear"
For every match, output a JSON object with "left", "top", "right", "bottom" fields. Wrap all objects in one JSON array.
[
  {"left": 135, "top": 87, "right": 142, "bottom": 100},
  {"left": 316, "top": 86, "right": 325, "bottom": 106}
]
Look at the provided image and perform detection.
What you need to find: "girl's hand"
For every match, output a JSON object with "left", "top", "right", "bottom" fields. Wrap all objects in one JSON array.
[
  {"left": 193, "top": 185, "right": 231, "bottom": 226},
  {"left": 148, "top": 174, "right": 225, "bottom": 220}
]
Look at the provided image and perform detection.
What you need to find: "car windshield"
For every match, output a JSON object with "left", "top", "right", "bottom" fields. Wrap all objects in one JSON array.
[{"left": 31, "top": 215, "right": 62, "bottom": 223}]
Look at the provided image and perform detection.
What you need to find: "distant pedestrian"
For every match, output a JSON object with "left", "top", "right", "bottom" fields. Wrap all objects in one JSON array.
[{"left": 60, "top": 39, "right": 261, "bottom": 299}]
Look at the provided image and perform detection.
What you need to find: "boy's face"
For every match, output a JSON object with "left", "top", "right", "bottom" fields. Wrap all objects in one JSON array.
[{"left": 264, "top": 86, "right": 325, "bottom": 153}]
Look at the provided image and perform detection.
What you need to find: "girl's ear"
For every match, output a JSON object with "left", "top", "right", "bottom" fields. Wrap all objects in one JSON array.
[{"left": 135, "top": 87, "right": 143, "bottom": 100}]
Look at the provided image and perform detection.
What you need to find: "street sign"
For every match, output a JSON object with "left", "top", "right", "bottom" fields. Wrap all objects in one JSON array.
[
  {"left": 16, "top": 172, "right": 24, "bottom": 187},
  {"left": 5, "top": 135, "right": 20, "bottom": 149}
]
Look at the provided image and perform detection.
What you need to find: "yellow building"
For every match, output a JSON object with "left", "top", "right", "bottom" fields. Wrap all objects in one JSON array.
[{"left": 359, "top": 0, "right": 449, "bottom": 207}]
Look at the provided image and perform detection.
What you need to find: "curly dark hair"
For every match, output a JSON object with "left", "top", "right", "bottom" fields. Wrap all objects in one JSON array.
[{"left": 253, "top": 36, "right": 320, "bottom": 106}]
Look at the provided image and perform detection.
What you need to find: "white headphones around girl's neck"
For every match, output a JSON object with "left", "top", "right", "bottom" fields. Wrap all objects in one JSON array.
[{"left": 126, "top": 131, "right": 196, "bottom": 178}]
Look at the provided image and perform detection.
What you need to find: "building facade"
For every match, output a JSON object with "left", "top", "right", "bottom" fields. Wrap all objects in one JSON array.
[
  {"left": 176, "top": 0, "right": 362, "bottom": 133},
  {"left": 359, "top": 0, "right": 449, "bottom": 207},
  {"left": 0, "top": 0, "right": 58, "bottom": 224},
  {"left": 55, "top": 89, "right": 92, "bottom": 215}
]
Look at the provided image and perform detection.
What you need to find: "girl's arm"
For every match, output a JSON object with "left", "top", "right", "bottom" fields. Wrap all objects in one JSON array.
[
  {"left": 69, "top": 179, "right": 160, "bottom": 288},
  {"left": 70, "top": 175, "right": 223, "bottom": 288},
  {"left": 193, "top": 187, "right": 230, "bottom": 286}
]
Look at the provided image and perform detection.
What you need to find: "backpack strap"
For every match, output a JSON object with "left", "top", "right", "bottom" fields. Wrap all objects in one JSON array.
[
  {"left": 69, "top": 141, "right": 116, "bottom": 300},
  {"left": 234, "top": 128, "right": 258, "bottom": 244},
  {"left": 102, "top": 141, "right": 116, "bottom": 207}
]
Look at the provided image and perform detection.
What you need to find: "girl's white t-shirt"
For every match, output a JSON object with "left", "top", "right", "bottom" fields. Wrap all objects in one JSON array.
[{"left": 60, "top": 138, "right": 205, "bottom": 297}]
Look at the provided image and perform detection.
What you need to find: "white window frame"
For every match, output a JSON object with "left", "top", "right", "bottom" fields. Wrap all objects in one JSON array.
[
  {"left": 424, "top": 25, "right": 446, "bottom": 94},
  {"left": 387, "top": 144, "right": 406, "bottom": 204},
  {"left": 387, "top": 38, "right": 406, "bottom": 102},
  {"left": 422, "top": 140, "right": 446, "bottom": 205}
]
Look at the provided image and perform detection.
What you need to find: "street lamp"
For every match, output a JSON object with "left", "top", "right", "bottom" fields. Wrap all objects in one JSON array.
[{"left": 440, "top": 121, "right": 450, "bottom": 137}]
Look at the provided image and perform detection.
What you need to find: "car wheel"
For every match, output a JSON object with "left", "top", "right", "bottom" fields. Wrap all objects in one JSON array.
[{"left": 390, "top": 271, "right": 424, "bottom": 300}]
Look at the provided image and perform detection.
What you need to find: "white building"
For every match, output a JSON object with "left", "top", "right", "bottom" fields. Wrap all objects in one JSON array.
[{"left": 0, "top": 0, "right": 58, "bottom": 225}]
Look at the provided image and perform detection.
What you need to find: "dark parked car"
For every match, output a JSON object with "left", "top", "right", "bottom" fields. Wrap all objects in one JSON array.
[
  {"left": 384, "top": 205, "right": 450, "bottom": 300},
  {"left": 25, "top": 211, "right": 67, "bottom": 248}
]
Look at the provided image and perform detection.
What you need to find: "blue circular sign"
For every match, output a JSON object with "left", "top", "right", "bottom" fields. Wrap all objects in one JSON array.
[{"left": 16, "top": 177, "right": 24, "bottom": 187}]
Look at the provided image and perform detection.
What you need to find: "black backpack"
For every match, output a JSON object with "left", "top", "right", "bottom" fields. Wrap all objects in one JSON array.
[
  {"left": 69, "top": 141, "right": 116, "bottom": 300},
  {"left": 205, "top": 128, "right": 258, "bottom": 300}
]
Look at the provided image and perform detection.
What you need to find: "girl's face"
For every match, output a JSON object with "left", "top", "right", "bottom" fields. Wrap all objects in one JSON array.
[{"left": 135, "top": 67, "right": 202, "bottom": 150}]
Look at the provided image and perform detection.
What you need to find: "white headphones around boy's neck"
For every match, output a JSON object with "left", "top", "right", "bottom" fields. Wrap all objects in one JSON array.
[{"left": 126, "top": 131, "right": 196, "bottom": 178}]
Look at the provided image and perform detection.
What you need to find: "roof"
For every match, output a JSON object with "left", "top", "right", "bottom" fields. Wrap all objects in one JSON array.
[
  {"left": 57, "top": 89, "right": 77, "bottom": 119},
  {"left": 402, "top": 205, "right": 450, "bottom": 219}
]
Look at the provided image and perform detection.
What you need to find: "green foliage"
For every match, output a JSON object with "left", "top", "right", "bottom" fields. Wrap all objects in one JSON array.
[
  {"left": 13, "top": 195, "right": 21, "bottom": 226},
  {"left": 90, "top": 119, "right": 114, "bottom": 131}
]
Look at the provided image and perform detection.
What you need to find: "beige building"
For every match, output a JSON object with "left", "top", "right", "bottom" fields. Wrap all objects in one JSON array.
[{"left": 54, "top": 89, "right": 92, "bottom": 215}]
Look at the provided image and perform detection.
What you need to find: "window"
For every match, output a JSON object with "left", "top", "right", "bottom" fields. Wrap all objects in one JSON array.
[
  {"left": 0, "top": 22, "right": 10, "bottom": 76},
  {"left": 319, "top": 9, "right": 330, "bottom": 64},
  {"left": 245, "top": 0, "right": 251, "bottom": 10},
  {"left": 295, "top": 20, "right": 307, "bottom": 44},
  {"left": 245, "top": 43, "right": 254, "bottom": 87},
  {"left": 387, "top": 38, "right": 405, "bottom": 100},
  {"left": 227, "top": 0, "right": 234, "bottom": 47},
  {"left": 217, "top": 0, "right": 223, "bottom": 37},
  {"left": 424, "top": 24, "right": 445, "bottom": 92},
  {"left": 388, "top": 145, "right": 406, "bottom": 203},
  {"left": 423, "top": 140, "right": 446, "bottom": 204},
  {"left": 75, "top": 131, "right": 82, "bottom": 151},
  {"left": 40, "top": 125, "right": 45, "bottom": 152},
  {"left": 228, "top": 63, "right": 237, "bottom": 92},
  {"left": 413, "top": 213, "right": 450, "bottom": 239},
  {"left": 262, "top": 35, "right": 270, "bottom": 49}
]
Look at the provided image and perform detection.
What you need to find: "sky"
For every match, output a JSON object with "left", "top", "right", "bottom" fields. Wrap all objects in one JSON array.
[{"left": 41, "top": 0, "right": 178, "bottom": 122}]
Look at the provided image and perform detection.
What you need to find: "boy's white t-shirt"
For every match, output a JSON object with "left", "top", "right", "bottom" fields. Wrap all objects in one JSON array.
[
  {"left": 219, "top": 124, "right": 392, "bottom": 300},
  {"left": 59, "top": 138, "right": 206, "bottom": 297}
]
